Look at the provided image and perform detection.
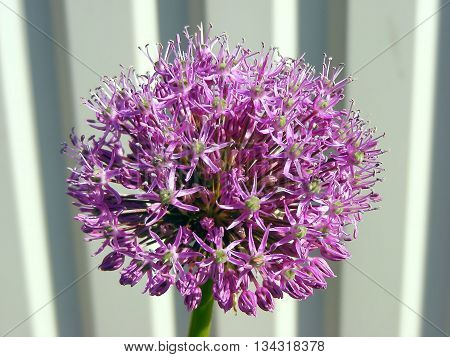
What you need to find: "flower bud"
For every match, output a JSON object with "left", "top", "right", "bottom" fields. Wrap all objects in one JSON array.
[
  {"left": 200, "top": 217, "right": 215, "bottom": 230},
  {"left": 119, "top": 260, "right": 144, "bottom": 287},
  {"left": 238, "top": 290, "right": 257, "bottom": 316},
  {"left": 301, "top": 266, "right": 327, "bottom": 289},
  {"left": 320, "top": 242, "right": 350, "bottom": 261},
  {"left": 176, "top": 273, "right": 197, "bottom": 296},
  {"left": 282, "top": 279, "right": 308, "bottom": 300},
  {"left": 263, "top": 279, "right": 283, "bottom": 299},
  {"left": 214, "top": 282, "right": 232, "bottom": 312},
  {"left": 99, "top": 251, "right": 125, "bottom": 271},
  {"left": 195, "top": 267, "right": 210, "bottom": 285},
  {"left": 184, "top": 287, "right": 202, "bottom": 311},
  {"left": 256, "top": 287, "right": 275, "bottom": 312},
  {"left": 309, "top": 257, "right": 335, "bottom": 278},
  {"left": 148, "top": 276, "right": 172, "bottom": 296}
]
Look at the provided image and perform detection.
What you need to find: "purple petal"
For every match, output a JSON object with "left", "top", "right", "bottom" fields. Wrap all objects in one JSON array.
[
  {"left": 227, "top": 212, "right": 249, "bottom": 230},
  {"left": 172, "top": 199, "right": 199, "bottom": 212},
  {"left": 192, "top": 232, "right": 215, "bottom": 253},
  {"left": 200, "top": 154, "right": 220, "bottom": 172}
]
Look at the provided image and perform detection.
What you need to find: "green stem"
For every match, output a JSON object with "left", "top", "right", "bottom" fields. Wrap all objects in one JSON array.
[{"left": 188, "top": 280, "right": 214, "bottom": 337}]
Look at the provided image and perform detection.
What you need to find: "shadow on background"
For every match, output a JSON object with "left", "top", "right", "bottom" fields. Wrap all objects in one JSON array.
[
  {"left": 423, "top": 0, "right": 450, "bottom": 336},
  {"left": 24, "top": 0, "right": 84, "bottom": 336}
]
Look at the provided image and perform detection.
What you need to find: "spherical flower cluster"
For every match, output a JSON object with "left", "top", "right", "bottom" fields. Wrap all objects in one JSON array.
[{"left": 65, "top": 25, "right": 383, "bottom": 316}]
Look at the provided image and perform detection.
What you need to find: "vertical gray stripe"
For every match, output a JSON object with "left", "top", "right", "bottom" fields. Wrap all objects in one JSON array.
[
  {"left": 297, "top": 0, "right": 347, "bottom": 337},
  {"left": 23, "top": 0, "right": 83, "bottom": 336},
  {"left": 422, "top": 0, "right": 450, "bottom": 337}
]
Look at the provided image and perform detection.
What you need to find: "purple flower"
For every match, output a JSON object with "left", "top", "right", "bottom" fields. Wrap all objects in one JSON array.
[
  {"left": 263, "top": 278, "right": 284, "bottom": 299},
  {"left": 99, "top": 251, "right": 125, "bottom": 271},
  {"left": 185, "top": 287, "right": 202, "bottom": 311},
  {"left": 65, "top": 24, "right": 384, "bottom": 316},
  {"left": 238, "top": 290, "right": 258, "bottom": 316},
  {"left": 137, "top": 168, "right": 203, "bottom": 225},
  {"left": 218, "top": 172, "right": 277, "bottom": 230},
  {"left": 255, "top": 287, "right": 275, "bottom": 312}
]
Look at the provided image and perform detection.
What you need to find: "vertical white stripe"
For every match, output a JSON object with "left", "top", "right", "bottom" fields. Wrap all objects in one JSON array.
[
  {"left": 272, "top": 0, "right": 299, "bottom": 58},
  {"left": 400, "top": 0, "right": 438, "bottom": 336},
  {"left": 148, "top": 293, "right": 177, "bottom": 337},
  {"left": 205, "top": 0, "right": 272, "bottom": 51},
  {"left": 131, "top": 0, "right": 160, "bottom": 75},
  {"left": 341, "top": 0, "right": 416, "bottom": 336},
  {"left": 130, "top": 0, "right": 176, "bottom": 337},
  {"left": 271, "top": 0, "right": 299, "bottom": 337},
  {"left": 0, "top": 0, "right": 57, "bottom": 336},
  {"left": 274, "top": 296, "right": 298, "bottom": 337}
]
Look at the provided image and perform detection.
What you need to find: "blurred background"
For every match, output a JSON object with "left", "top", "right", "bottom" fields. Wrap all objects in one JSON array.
[{"left": 1, "top": 0, "right": 449, "bottom": 337}]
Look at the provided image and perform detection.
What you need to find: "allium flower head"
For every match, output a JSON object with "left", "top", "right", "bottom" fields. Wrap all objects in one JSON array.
[{"left": 65, "top": 24, "right": 384, "bottom": 315}]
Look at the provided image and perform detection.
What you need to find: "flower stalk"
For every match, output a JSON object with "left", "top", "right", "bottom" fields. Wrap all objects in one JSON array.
[{"left": 188, "top": 280, "right": 214, "bottom": 337}]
